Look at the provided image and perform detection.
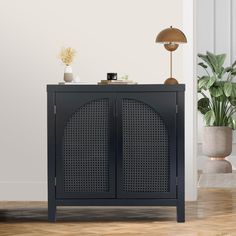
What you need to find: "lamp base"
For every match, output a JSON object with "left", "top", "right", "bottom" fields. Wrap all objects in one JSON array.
[{"left": 164, "top": 78, "right": 179, "bottom": 85}]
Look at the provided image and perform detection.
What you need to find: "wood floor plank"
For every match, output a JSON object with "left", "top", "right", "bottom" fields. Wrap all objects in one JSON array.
[{"left": 0, "top": 189, "right": 236, "bottom": 235}]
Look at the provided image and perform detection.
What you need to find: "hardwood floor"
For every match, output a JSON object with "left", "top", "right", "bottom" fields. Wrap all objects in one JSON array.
[{"left": 0, "top": 189, "right": 236, "bottom": 235}]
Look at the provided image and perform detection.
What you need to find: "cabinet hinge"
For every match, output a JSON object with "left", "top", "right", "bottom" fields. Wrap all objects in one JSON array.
[
  {"left": 54, "top": 105, "right": 56, "bottom": 114},
  {"left": 54, "top": 177, "right": 56, "bottom": 186},
  {"left": 176, "top": 105, "right": 178, "bottom": 114},
  {"left": 176, "top": 177, "right": 178, "bottom": 186}
]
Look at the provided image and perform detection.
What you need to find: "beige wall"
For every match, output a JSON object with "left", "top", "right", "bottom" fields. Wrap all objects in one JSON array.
[{"left": 0, "top": 0, "right": 183, "bottom": 200}]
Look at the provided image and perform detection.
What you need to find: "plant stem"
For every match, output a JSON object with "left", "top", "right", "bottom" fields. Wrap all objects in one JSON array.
[{"left": 200, "top": 92, "right": 207, "bottom": 98}]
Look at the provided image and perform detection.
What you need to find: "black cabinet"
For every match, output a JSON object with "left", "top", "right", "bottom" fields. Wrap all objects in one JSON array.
[{"left": 47, "top": 84, "right": 185, "bottom": 222}]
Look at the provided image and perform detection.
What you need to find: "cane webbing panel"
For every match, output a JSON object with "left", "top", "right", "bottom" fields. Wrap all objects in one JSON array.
[
  {"left": 122, "top": 99, "right": 170, "bottom": 192},
  {"left": 63, "top": 99, "right": 111, "bottom": 193}
]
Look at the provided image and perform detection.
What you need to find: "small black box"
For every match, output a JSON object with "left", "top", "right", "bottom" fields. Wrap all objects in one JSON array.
[{"left": 107, "top": 73, "right": 117, "bottom": 80}]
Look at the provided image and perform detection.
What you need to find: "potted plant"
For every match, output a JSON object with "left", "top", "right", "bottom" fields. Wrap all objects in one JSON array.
[
  {"left": 197, "top": 51, "right": 236, "bottom": 173},
  {"left": 60, "top": 47, "right": 76, "bottom": 83}
]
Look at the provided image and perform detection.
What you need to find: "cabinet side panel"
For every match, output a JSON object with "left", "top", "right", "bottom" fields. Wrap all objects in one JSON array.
[
  {"left": 177, "top": 91, "right": 185, "bottom": 222},
  {"left": 47, "top": 91, "right": 56, "bottom": 221}
]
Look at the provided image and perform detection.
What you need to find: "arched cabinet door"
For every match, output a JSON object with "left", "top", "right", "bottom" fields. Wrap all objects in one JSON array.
[
  {"left": 116, "top": 92, "right": 177, "bottom": 198},
  {"left": 55, "top": 93, "right": 116, "bottom": 198}
]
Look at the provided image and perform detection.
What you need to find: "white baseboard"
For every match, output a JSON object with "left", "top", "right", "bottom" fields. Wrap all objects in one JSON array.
[{"left": 0, "top": 182, "right": 47, "bottom": 201}]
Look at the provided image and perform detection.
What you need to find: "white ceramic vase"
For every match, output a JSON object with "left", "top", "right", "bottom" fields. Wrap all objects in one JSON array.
[
  {"left": 202, "top": 126, "right": 232, "bottom": 173},
  {"left": 64, "top": 65, "right": 73, "bottom": 83}
]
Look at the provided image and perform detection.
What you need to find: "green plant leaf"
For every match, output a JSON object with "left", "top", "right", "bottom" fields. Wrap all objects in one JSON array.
[
  {"left": 198, "top": 98, "right": 210, "bottom": 114},
  {"left": 207, "top": 51, "right": 219, "bottom": 73},
  {"left": 198, "top": 62, "right": 208, "bottom": 69},
  {"left": 218, "top": 67, "right": 226, "bottom": 79},
  {"left": 230, "top": 84, "right": 236, "bottom": 97},
  {"left": 229, "top": 118, "right": 236, "bottom": 130},
  {"left": 232, "top": 119, "right": 236, "bottom": 130},
  {"left": 204, "top": 110, "right": 215, "bottom": 126},
  {"left": 216, "top": 95, "right": 224, "bottom": 102},
  {"left": 198, "top": 53, "right": 215, "bottom": 72},
  {"left": 229, "top": 96, "right": 236, "bottom": 106},
  {"left": 198, "top": 76, "right": 210, "bottom": 90},
  {"left": 206, "top": 76, "right": 216, "bottom": 89},
  {"left": 231, "top": 69, "right": 236, "bottom": 76},
  {"left": 198, "top": 52, "right": 227, "bottom": 75},
  {"left": 209, "top": 86, "right": 223, "bottom": 97},
  {"left": 223, "top": 82, "right": 232, "bottom": 97},
  {"left": 216, "top": 54, "right": 226, "bottom": 69},
  {"left": 232, "top": 60, "right": 236, "bottom": 68},
  {"left": 225, "top": 66, "right": 233, "bottom": 72}
]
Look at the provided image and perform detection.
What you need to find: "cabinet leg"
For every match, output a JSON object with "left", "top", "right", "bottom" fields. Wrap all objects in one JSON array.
[
  {"left": 48, "top": 202, "right": 56, "bottom": 222},
  {"left": 177, "top": 201, "right": 185, "bottom": 223}
]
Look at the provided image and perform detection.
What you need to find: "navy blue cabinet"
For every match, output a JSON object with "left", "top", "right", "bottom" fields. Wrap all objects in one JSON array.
[{"left": 47, "top": 84, "right": 185, "bottom": 222}]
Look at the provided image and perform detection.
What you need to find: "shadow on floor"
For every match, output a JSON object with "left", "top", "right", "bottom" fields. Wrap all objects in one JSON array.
[{"left": 0, "top": 206, "right": 176, "bottom": 223}]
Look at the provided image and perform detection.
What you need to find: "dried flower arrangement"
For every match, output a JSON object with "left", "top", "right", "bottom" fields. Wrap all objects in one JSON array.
[{"left": 59, "top": 47, "right": 76, "bottom": 66}]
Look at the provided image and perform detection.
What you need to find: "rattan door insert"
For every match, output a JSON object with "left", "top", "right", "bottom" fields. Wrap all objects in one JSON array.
[
  {"left": 116, "top": 94, "right": 176, "bottom": 198},
  {"left": 55, "top": 93, "right": 116, "bottom": 198}
]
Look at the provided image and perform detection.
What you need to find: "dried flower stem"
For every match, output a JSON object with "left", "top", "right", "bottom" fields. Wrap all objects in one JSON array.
[{"left": 60, "top": 47, "right": 76, "bottom": 65}]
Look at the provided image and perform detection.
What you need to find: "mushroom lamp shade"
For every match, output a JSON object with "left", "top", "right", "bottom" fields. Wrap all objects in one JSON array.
[{"left": 156, "top": 26, "right": 187, "bottom": 84}]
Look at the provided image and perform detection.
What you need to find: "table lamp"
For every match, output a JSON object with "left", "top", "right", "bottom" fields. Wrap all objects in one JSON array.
[{"left": 156, "top": 26, "right": 187, "bottom": 85}]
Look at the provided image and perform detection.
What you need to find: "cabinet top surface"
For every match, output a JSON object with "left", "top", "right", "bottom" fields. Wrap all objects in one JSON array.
[{"left": 47, "top": 84, "right": 185, "bottom": 92}]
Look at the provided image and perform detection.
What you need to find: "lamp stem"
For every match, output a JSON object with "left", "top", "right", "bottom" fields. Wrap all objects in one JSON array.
[{"left": 170, "top": 51, "right": 172, "bottom": 78}]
